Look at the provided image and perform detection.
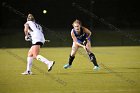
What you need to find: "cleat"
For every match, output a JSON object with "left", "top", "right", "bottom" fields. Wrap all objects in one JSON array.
[
  {"left": 21, "top": 71, "right": 32, "bottom": 75},
  {"left": 63, "top": 64, "right": 71, "bottom": 69},
  {"left": 48, "top": 61, "right": 55, "bottom": 72},
  {"left": 93, "top": 66, "right": 100, "bottom": 71}
]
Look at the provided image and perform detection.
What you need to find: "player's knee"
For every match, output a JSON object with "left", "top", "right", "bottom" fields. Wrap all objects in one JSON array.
[
  {"left": 86, "top": 48, "right": 91, "bottom": 54},
  {"left": 32, "top": 51, "right": 39, "bottom": 59},
  {"left": 36, "top": 55, "right": 41, "bottom": 60},
  {"left": 70, "top": 53, "right": 75, "bottom": 57},
  {"left": 71, "top": 52, "right": 76, "bottom": 57},
  {"left": 28, "top": 52, "right": 33, "bottom": 57},
  {"left": 71, "top": 47, "right": 78, "bottom": 55},
  {"left": 33, "top": 54, "right": 38, "bottom": 59}
]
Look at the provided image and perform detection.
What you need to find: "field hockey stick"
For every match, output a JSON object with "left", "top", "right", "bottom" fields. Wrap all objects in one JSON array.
[
  {"left": 45, "top": 39, "right": 50, "bottom": 42},
  {"left": 83, "top": 43, "right": 90, "bottom": 54},
  {"left": 83, "top": 38, "right": 90, "bottom": 53},
  {"left": 85, "top": 47, "right": 88, "bottom": 53}
]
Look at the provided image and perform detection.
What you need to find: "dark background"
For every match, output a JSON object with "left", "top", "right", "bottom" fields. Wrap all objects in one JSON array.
[{"left": 0, "top": 0, "right": 140, "bottom": 47}]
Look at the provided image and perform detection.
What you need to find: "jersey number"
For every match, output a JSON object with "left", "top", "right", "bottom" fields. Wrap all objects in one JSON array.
[{"left": 35, "top": 23, "right": 41, "bottom": 30}]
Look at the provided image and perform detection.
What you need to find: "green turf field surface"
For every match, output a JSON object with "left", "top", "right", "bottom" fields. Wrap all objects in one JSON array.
[{"left": 0, "top": 46, "right": 140, "bottom": 93}]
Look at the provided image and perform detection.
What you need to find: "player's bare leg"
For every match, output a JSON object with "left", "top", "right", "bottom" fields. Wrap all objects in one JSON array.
[
  {"left": 32, "top": 45, "right": 55, "bottom": 72},
  {"left": 21, "top": 47, "right": 33, "bottom": 75},
  {"left": 85, "top": 41, "right": 99, "bottom": 70},
  {"left": 64, "top": 42, "right": 79, "bottom": 69}
]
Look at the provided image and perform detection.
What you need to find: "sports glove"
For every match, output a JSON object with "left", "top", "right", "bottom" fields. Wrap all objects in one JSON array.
[
  {"left": 25, "top": 34, "right": 32, "bottom": 41},
  {"left": 83, "top": 38, "right": 88, "bottom": 46}
]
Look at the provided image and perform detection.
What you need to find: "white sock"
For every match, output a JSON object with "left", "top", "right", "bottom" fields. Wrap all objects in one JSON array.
[
  {"left": 36, "top": 55, "right": 51, "bottom": 65},
  {"left": 26, "top": 57, "right": 33, "bottom": 71}
]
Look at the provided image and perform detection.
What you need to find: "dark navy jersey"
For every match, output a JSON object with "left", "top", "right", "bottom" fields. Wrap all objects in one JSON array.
[{"left": 72, "top": 27, "right": 88, "bottom": 44}]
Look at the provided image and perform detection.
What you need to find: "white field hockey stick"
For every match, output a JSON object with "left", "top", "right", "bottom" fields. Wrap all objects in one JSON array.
[{"left": 45, "top": 39, "right": 50, "bottom": 42}]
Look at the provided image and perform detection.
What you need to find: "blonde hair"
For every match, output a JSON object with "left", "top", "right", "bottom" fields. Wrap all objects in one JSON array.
[
  {"left": 27, "top": 14, "right": 35, "bottom": 21},
  {"left": 72, "top": 19, "right": 82, "bottom": 26}
]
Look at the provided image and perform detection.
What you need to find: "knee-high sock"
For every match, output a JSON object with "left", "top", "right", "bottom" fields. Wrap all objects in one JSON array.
[
  {"left": 68, "top": 55, "right": 75, "bottom": 65},
  {"left": 89, "top": 53, "right": 99, "bottom": 66},
  {"left": 36, "top": 55, "right": 50, "bottom": 65},
  {"left": 26, "top": 57, "right": 33, "bottom": 71}
]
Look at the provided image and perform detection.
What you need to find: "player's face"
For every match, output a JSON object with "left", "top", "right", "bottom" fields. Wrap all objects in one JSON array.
[{"left": 73, "top": 23, "right": 81, "bottom": 32}]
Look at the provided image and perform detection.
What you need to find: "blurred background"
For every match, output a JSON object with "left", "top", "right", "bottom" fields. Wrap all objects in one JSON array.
[{"left": 0, "top": 0, "right": 140, "bottom": 48}]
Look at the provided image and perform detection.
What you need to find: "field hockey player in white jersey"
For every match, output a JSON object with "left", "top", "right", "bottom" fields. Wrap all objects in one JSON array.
[{"left": 22, "top": 14, "right": 55, "bottom": 75}]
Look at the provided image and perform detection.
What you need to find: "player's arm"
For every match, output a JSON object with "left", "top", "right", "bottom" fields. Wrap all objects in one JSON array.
[
  {"left": 24, "top": 23, "right": 31, "bottom": 41},
  {"left": 71, "top": 31, "right": 85, "bottom": 48},
  {"left": 82, "top": 27, "right": 92, "bottom": 45},
  {"left": 24, "top": 23, "right": 29, "bottom": 36},
  {"left": 82, "top": 27, "right": 91, "bottom": 39}
]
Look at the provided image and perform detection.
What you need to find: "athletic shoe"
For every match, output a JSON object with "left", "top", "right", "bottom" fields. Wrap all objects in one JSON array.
[
  {"left": 21, "top": 71, "right": 32, "bottom": 75},
  {"left": 48, "top": 61, "right": 55, "bottom": 72},
  {"left": 63, "top": 64, "right": 71, "bottom": 69},
  {"left": 93, "top": 66, "right": 100, "bottom": 70}
]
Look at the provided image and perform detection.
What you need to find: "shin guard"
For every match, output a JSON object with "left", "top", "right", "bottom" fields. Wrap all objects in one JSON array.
[
  {"left": 89, "top": 53, "right": 98, "bottom": 66},
  {"left": 68, "top": 55, "right": 75, "bottom": 65}
]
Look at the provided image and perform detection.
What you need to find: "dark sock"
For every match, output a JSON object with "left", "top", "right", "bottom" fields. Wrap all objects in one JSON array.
[
  {"left": 89, "top": 53, "right": 99, "bottom": 67},
  {"left": 68, "top": 55, "right": 75, "bottom": 65}
]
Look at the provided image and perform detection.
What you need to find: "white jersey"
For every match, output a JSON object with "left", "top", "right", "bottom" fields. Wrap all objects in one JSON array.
[{"left": 25, "top": 21, "right": 45, "bottom": 44}]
